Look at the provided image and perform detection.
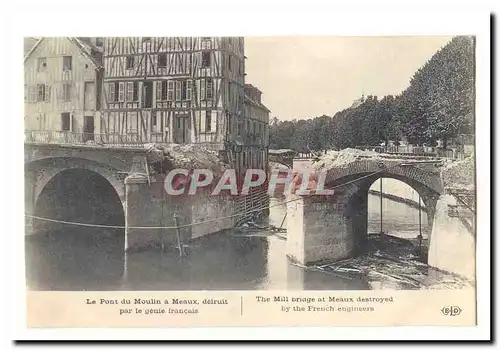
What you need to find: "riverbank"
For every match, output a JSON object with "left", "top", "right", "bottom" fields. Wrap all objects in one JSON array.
[{"left": 368, "top": 190, "right": 427, "bottom": 212}]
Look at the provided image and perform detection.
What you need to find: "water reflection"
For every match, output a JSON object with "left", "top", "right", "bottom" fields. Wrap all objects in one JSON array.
[{"left": 25, "top": 191, "right": 466, "bottom": 291}]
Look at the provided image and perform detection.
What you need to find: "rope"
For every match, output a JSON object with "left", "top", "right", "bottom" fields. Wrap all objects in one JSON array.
[{"left": 25, "top": 161, "right": 410, "bottom": 230}]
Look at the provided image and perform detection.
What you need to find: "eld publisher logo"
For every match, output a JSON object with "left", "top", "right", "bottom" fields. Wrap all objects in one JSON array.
[{"left": 441, "top": 306, "right": 462, "bottom": 316}]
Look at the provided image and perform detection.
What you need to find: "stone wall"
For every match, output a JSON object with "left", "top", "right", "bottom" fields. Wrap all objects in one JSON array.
[
  {"left": 190, "top": 191, "right": 235, "bottom": 239},
  {"left": 124, "top": 176, "right": 270, "bottom": 252},
  {"left": 286, "top": 194, "right": 356, "bottom": 265},
  {"left": 427, "top": 194, "right": 475, "bottom": 280}
]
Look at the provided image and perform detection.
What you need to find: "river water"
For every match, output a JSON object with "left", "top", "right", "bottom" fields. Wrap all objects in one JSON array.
[{"left": 25, "top": 178, "right": 473, "bottom": 291}]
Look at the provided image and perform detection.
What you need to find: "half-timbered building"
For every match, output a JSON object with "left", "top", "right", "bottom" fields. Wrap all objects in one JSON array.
[
  {"left": 24, "top": 37, "right": 103, "bottom": 140},
  {"left": 101, "top": 37, "right": 245, "bottom": 150}
]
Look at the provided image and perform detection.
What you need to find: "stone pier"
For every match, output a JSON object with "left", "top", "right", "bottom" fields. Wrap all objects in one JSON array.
[
  {"left": 124, "top": 174, "right": 238, "bottom": 252},
  {"left": 428, "top": 193, "right": 476, "bottom": 280},
  {"left": 285, "top": 193, "right": 365, "bottom": 265}
]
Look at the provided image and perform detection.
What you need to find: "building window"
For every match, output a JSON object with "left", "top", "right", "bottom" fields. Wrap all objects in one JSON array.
[
  {"left": 63, "top": 56, "right": 72, "bottom": 71},
  {"left": 37, "top": 58, "right": 46, "bottom": 71},
  {"left": 206, "top": 111, "right": 212, "bottom": 132},
  {"left": 126, "top": 56, "right": 134, "bottom": 70},
  {"left": 143, "top": 81, "right": 153, "bottom": 108},
  {"left": 179, "top": 80, "right": 192, "bottom": 101},
  {"left": 167, "top": 81, "right": 174, "bottom": 101},
  {"left": 126, "top": 82, "right": 138, "bottom": 102},
  {"left": 142, "top": 37, "right": 151, "bottom": 43},
  {"left": 206, "top": 78, "right": 213, "bottom": 99},
  {"left": 186, "top": 80, "right": 192, "bottom": 100},
  {"left": 37, "top": 84, "right": 45, "bottom": 102},
  {"left": 158, "top": 54, "right": 167, "bottom": 68},
  {"left": 61, "top": 113, "right": 71, "bottom": 131},
  {"left": 108, "top": 82, "right": 115, "bottom": 102},
  {"left": 202, "top": 51, "right": 211, "bottom": 68},
  {"left": 201, "top": 38, "right": 211, "bottom": 50},
  {"left": 62, "top": 83, "right": 71, "bottom": 101},
  {"left": 118, "top": 82, "right": 125, "bottom": 102},
  {"left": 175, "top": 81, "right": 181, "bottom": 101},
  {"left": 228, "top": 55, "right": 232, "bottom": 71}
]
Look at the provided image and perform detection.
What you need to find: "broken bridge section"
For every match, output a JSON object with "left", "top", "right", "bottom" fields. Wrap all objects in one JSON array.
[{"left": 286, "top": 150, "right": 446, "bottom": 266}]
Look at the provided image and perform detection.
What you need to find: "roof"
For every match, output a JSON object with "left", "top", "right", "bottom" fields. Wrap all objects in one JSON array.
[
  {"left": 244, "top": 95, "right": 271, "bottom": 113},
  {"left": 24, "top": 37, "right": 39, "bottom": 55},
  {"left": 24, "top": 37, "right": 102, "bottom": 69},
  {"left": 244, "top": 84, "right": 262, "bottom": 94}
]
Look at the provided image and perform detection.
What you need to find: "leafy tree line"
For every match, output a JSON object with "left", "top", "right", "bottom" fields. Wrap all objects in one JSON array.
[{"left": 269, "top": 36, "right": 475, "bottom": 152}]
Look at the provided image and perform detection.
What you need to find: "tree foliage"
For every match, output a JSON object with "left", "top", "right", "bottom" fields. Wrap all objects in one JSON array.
[{"left": 268, "top": 36, "right": 475, "bottom": 151}]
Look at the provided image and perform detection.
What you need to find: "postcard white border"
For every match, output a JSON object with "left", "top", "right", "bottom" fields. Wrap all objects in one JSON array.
[{"left": 2, "top": 0, "right": 492, "bottom": 342}]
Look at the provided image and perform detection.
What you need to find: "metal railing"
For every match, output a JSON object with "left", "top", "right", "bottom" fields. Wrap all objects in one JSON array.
[
  {"left": 24, "top": 130, "right": 222, "bottom": 147},
  {"left": 355, "top": 145, "right": 467, "bottom": 160}
]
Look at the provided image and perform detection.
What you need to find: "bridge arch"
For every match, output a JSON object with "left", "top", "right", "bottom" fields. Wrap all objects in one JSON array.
[
  {"left": 321, "top": 159, "right": 444, "bottom": 257},
  {"left": 25, "top": 157, "right": 126, "bottom": 235}
]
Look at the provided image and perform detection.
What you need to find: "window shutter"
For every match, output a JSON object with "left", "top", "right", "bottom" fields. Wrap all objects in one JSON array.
[
  {"left": 127, "top": 82, "right": 134, "bottom": 102},
  {"left": 44, "top": 84, "right": 50, "bottom": 102},
  {"left": 186, "top": 80, "right": 192, "bottom": 101},
  {"left": 200, "top": 110, "right": 206, "bottom": 132},
  {"left": 133, "top": 82, "right": 139, "bottom": 101},
  {"left": 200, "top": 79, "right": 206, "bottom": 100},
  {"left": 167, "top": 81, "right": 174, "bottom": 101},
  {"left": 118, "top": 82, "right": 125, "bottom": 102},
  {"left": 211, "top": 110, "right": 217, "bottom": 132},
  {"left": 156, "top": 81, "right": 162, "bottom": 102},
  {"left": 175, "top": 81, "right": 181, "bottom": 101},
  {"left": 109, "top": 83, "right": 115, "bottom": 102},
  {"left": 206, "top": 78, "right": 213, "bottom": 99}
]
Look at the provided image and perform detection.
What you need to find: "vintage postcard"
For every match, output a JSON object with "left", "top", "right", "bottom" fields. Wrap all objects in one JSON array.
[{"left": 12, "top": 8, "right": 491, "bottom": 341}]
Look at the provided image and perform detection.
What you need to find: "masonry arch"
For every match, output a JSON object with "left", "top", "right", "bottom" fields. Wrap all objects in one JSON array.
[
  {"left": 25, "top": 157, "right": 126, "bottom": 236},
  {"left": 323, "top": 162, "right": 443, "bottom": 258},
  {"left": 33, "top": 168, "right": 125, "bottom": 234}
]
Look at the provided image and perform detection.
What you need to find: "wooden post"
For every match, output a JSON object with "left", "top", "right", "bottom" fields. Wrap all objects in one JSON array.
[
  {"left": 380, "top": 179, "right": 383, "bottom": 236},
  {"left": 279, "top": 212, "right": 287, "bottom": 229},
  {"left": 174, "top": 213, "right": 184, "bottom": 257},
  {"left": 418, "top": 195, "right": 423, "bottom": 253}
]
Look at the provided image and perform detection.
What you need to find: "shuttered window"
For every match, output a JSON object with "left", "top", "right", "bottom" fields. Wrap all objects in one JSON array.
[
  {"left": 175, "top": 81, "right": 181, "bottom": 101},
  {"left": 167, "top": 81, "right": 174, "bottom": 101},
  {"left": 206, "top": 78, "right": 213, "bottom": 99},
  {"left": 156, "top": 81, "right": 163, "bottom": 102},
  {"left": 108, "top": 83, "right": 115, "bottom": 102},
  {"left": 118, "top": 82, "right": 125, "bottom": 102},
  {"left": 127, "top": 82, "right": 135, "bottom": 102}
]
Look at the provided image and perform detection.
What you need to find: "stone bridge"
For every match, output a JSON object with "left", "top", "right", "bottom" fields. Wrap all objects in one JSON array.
[
  {"left": 268, "top": 149, "right": 296, "bottom": 169},
  {"left": 286, "top": 155, "right": 446, "bottom": 266},
  {"left": 24, "top": 143, "right": 241, "bottom": 252}
]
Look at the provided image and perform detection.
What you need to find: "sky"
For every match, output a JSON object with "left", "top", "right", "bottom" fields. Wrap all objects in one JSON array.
[{"left": 244, "top": 36, "right": 454, "bottom": 121}]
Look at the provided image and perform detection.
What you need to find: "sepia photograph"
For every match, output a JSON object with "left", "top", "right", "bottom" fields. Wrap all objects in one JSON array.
[{"left": 23, "top": 35, "right": 477, "bottom": 294}]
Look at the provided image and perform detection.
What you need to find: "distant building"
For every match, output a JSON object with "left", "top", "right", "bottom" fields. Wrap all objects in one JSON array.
[
  {"left": 244, "top": 84, "right": 270, "bottom": 171},
  {"left": 24, "top": 37, "right": 103, "bottom": 139},
  {"left": 349, "top": 94, "right": 365, "bottom": 109}
]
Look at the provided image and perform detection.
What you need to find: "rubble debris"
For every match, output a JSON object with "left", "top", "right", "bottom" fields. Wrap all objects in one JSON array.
[{"left": 441, "top": 154, "right": 475, "bottom": 191}]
